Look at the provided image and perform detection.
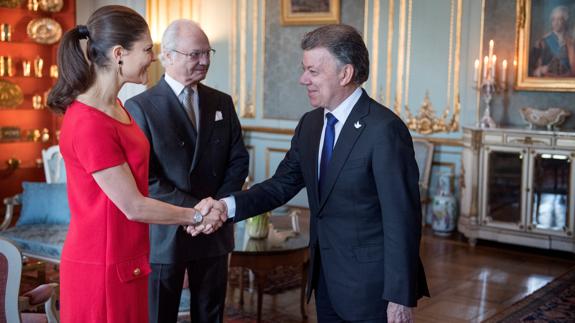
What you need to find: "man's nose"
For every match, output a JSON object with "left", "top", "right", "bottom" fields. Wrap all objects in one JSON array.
[
  {"left": 199, "top": 55, "right": 210, "bottom": 65},
  {"left": 299, "top": 73, "right": 309, "bottom": 85}
]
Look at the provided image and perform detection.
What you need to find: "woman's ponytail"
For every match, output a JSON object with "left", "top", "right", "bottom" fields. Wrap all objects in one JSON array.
[{"left": 47, "top": 25, "right": 93, "bottom": 114}]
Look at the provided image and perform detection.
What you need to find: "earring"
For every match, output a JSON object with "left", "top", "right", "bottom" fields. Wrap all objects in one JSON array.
[{"left": 118, "top": 60, "right": 123, "bottom": 76}]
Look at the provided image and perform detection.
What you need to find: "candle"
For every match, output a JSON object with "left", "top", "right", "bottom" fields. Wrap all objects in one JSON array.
[
  {"left": 502, "top": 59, "right": 508, "bottom": 84},
  {"left": 483, "top": 56, "right": 489, "bottom": 79},
  {"left": 473, "top": 59, "right": 479, "bottom": 83},
  {"left": 491, "top": 55, "right": 497, "bottom": 79},
  {"left": 489, "top": 39, "right": 494, "bottom": 60}
]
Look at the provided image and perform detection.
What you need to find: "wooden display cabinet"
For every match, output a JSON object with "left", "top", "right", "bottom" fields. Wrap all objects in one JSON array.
[{"left": 0, "top": 0, "right": 75, "bottom": 209}]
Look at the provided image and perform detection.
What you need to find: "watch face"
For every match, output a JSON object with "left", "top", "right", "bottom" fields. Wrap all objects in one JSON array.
[{"left": 193, "top": 211, "right": 203, "bottom": 224}]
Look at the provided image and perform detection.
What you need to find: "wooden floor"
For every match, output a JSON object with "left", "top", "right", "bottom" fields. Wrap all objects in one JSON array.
[{"left": 226, "top": 227, "right": 575, "bottom": 323}]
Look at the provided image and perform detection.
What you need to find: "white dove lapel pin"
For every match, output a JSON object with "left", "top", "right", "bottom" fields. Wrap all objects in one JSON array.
[
  {"left": 354, "top": 121, "right": 362, "bottom": 129},
  {"left": 215, "top": 110, "right": 223, "bottom": 122}
]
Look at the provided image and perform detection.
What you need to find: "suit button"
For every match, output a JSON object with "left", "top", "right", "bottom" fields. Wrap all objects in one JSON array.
[
  {"left": 179, "top": 141, "right": 185, "bottom": 147},
  {"left": 133, "top": 268, "right": 141, "bottom": 276}
]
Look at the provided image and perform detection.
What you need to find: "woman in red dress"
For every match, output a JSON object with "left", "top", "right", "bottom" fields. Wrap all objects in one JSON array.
[{"left": 47, "top": 5, "right": 225, "bottom": 322}]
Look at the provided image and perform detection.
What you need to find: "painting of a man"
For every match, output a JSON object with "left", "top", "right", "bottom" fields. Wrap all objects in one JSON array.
[
  {"left": 529, "top": 5, "right": 575, "bottom": 77},
  {"left": 290, "top": 0, "right": 330, "bottom": 13}
]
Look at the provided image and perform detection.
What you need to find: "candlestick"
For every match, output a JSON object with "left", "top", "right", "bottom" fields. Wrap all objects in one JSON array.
[
  {"left": 491, "top": 55, "right": 497, "bottom": 79},
  {"left": 483, "top": 56, "right": 488, "bottom": 79},
  {"left": 502, "top": 59, "right": 507, "bottom": 84},
  {"left": 473, "top": 59, "right": 479, "bottom": 83},
  {"left": 489, "top": 40, "right": 494, "bottom": 60}
]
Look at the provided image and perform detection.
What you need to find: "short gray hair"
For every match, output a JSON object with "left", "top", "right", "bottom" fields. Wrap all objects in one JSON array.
[
  {"left": 159, "top": 19, "right": 202, "bottom": 67},
  {"left": 301, "top": 24, "right": 370, "bottom": 84}
]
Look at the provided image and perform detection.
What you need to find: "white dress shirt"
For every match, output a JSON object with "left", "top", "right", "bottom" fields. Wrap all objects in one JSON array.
[
  {"left": 164, "top": 74, "right": 200, "bottom": 130},
  {"left": 317, "top": 87, "right": 362, "bottom": 179}
]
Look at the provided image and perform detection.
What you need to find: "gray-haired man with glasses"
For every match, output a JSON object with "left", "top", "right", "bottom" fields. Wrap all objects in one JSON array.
[{"left": 125, "top": 19, "right": 249, "bottom": 323}]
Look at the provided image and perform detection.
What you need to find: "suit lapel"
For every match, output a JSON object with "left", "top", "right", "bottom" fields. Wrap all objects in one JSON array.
[
  {"left": 191, "top": 83, "right": 216, "bottom": 171},
  {"left": 307, "top": 109, "right": 324, "bottom": 207},
  {"left": 318, "top": 92, "right": 370, "bottom": 211}
]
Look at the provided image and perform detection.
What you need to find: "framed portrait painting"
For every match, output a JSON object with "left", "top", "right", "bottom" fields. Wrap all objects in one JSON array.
[
  {"left": 516, "top": 0, "right": 575, "bottom": 91},
  {"left": 281, "top": 0, "right": 340, "bottom": 26}
]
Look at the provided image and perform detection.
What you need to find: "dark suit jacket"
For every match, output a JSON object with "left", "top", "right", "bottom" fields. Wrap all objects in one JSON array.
[
  {"left": 125, "top": 77, "right": 249, "bottom": 264},
  {"left": 233, "top": 90, "right": 429, "bottom": 320}
]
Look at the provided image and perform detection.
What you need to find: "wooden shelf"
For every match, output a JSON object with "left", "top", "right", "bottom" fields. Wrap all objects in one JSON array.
[
  {"left": 0, "top": 40, "right": 51, "bottom": 46},
  {"left": 0, "top": 138, "right": 52, "bottom": 144},
  {"left": 0, "top": 107, "right": 50, "bottom": 111},
  {"left": 0, "top": 0, "right": 74, "bottom": 202},
  {"left": 0, "top": 76, "right": 55, "bottom": 81}
]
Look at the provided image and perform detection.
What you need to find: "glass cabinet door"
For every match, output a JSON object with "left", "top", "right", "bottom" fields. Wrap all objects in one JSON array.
[
  {"left": 528, "top": 151, "right": 571, "bottom": 235},
  {"left": 483, "top": 148, "right": 526, "bottom": 228}
]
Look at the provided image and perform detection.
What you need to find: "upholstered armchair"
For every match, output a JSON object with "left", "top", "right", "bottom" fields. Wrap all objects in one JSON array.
[
  {"left": 41, "top": 146, "right": 66, "bottom": 184},
  {"left": 0, "top": 145, "right": 69, "bottom": 265},
  {"left": 1, "top": 182, "right": 69, "bottom": 265},
  {"left": 0, "top": 238, "right": 59, "bottom": 323},
  {"left": 412, "top": 139, "right": 434, "bottom": 220}
]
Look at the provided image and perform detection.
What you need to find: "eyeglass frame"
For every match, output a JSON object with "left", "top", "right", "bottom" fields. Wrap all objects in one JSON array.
[{"left": 169, "top": 48, "right": 216, "bottom": 60}]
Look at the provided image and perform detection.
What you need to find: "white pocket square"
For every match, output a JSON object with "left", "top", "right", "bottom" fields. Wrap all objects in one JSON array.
[{"left": 215, "top": 111, "right": 223, "bottom": 122}]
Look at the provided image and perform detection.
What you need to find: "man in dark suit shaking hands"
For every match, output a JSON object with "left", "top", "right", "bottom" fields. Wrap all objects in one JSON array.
[
  {"left": 125, "top": 20, "right": 249, "bottom": 323},
  {"left": 193, "top": 24, "right": 429, "bottom": 322}
]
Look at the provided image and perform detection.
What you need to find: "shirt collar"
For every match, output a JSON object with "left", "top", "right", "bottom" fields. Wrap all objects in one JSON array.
[
  {"left": 323, "top": 87, "right": 362, "bottom": 125},
  {"left": 164, "top": 74, "right": 198, "bottom": 97}
]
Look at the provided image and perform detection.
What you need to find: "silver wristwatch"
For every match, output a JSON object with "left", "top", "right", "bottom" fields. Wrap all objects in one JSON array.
[{"left": 192, "top": 210, "right": 203, "bottom": 226}]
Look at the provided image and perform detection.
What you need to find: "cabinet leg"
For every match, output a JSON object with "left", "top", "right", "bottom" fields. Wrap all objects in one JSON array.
[
  {"left": 468, "top": 237, "right": 477, "bottom": 247},
  {"left": 300, "top": 262, "right": 308, "bottom": 319}
]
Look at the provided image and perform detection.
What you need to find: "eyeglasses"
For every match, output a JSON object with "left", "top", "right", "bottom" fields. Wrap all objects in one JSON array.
[{"left": 170, "top": 48, "right": 216, "bottom": 60}]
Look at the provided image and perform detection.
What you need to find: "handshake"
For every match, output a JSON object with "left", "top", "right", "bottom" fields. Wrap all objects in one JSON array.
[{"left": 184, "top": 197, "right": 228, "bottom": 236}]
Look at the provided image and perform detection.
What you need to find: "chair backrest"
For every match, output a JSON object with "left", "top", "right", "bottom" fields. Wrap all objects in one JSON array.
[
  {"left": 0, "top": 238, "right": 23, "bottom": 323},
  {"left": 412, "top": 139, "right": 434, "bottom": 191},
  {"left": 42, "top": 146, "right": 66, "bottom": 183}
]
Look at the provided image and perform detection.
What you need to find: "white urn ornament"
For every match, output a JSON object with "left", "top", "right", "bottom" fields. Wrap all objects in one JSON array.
[{"left": 432, "top": 174, "right": 458, "bottom": 236}]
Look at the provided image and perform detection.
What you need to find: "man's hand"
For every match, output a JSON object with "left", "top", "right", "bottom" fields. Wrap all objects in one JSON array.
[
  {"left": 186, "top": 197, "right": 228, "bottom": 236},
  {"left": 387, "top": 302, "right": 413, "bottom": 323}
]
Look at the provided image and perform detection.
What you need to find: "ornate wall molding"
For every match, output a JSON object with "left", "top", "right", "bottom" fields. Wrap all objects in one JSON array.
[
  {"left": 231, "top": 0, "right": 264, "bottom": 118},
  {"left": 365, "top": 0, "right": 463, "bottom": 135}
]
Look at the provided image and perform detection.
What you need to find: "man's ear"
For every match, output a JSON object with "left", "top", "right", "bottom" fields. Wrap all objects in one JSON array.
[
  {"left": 339, "top": 64, "right": 355, "bottom": 86},
  {"left": 164, "top": 50, "right": 174, "bottom": 64}
]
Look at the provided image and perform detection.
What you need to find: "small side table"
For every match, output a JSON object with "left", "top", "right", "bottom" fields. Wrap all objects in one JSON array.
[{"left": 230, "top": 214, "right": 309, "bottom": 323}]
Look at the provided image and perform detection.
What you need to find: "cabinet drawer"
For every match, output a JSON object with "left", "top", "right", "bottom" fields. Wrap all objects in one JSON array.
[
  {"left": 483, "top": 133, "right": 503, "bottom": 144},
  {"left": 506, "top": 135, "right": 552, "bottom": 146},
  {"left": 556, "top": 136, "right": 575, "bottom": 149}
]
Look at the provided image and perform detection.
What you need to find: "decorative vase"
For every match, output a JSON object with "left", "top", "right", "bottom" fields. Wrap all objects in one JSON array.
[
  {"left": 432, "top": 174, "right": 458, "bottom": 236},
  {"left": 246, "top": 212, "right": 270, "bottom": 239}
]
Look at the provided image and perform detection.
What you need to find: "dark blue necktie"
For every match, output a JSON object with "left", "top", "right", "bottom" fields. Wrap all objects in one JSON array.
[{"left": 319, "top": 113, "right": 338, "bottom": 198}]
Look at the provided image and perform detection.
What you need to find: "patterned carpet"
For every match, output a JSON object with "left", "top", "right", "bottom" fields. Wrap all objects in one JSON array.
[{"left": 483, "top": 266, "right": 575, "bottom": 323}]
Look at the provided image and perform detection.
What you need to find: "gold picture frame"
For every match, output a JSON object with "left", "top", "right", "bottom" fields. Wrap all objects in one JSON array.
[
  {"left": 515, "top": 0, "right": 575, "bottom": 91},
  {"left": 281, "top": 0, "right": 340, "bottom": 26}
]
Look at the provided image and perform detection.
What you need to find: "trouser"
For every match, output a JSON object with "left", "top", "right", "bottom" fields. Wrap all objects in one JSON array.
[{"left": 148, "top": 254, "right": 228, "bottom": 323}]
